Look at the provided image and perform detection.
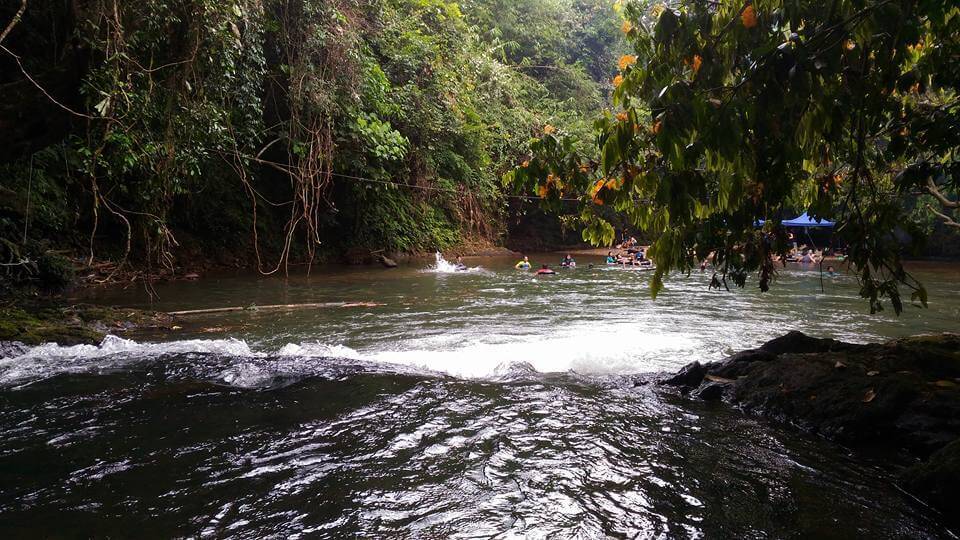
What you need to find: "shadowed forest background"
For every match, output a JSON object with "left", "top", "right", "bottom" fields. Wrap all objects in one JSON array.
[
  {"left": 0, "top": 0, "right": 957, "bottom": 297},
  {"left": 0, "top": 0, "right": 626, "bottom": 289}
]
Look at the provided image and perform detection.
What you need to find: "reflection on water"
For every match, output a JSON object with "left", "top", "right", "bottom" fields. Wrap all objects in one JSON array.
[
  {"left": 1, "top": 256, "right": 958, "bottom": 537},
  {"left": 0, "top": 365, "right": 954, "bottom": 538},
  {"left": 66, "top": 256, "right": 960, "bottom": 378}
]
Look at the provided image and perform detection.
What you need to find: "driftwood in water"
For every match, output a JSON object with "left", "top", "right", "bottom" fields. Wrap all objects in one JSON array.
[
  {"left": 378, "top": 255, "right": 398, "bottom": 268},
  {"left": 168, "top": 302, "right": 383, "bottom": 316}
]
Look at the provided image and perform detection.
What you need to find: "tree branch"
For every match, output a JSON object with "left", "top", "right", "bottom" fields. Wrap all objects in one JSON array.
[
  {"left": 926, "top": 204, "right": 960, "bottom": 229},
  {"left": 0, "top": 0, "right": 26, "bottom": 44},
  {"left": 0, "top": 44, "right": 95, "bottom": 119},
  {"left": 925, "top": 178, "right": 960, "bottom": 208}
]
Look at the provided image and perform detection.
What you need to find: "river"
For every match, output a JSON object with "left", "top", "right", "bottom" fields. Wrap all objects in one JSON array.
[{"left": 1, "top": 255, "right": 958, "bottom": 537}]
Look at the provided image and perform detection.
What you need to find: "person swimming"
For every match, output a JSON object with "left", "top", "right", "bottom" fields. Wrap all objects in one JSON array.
[
  {"left": 455, "top": 255, "right": 467, "bottom": 271},
  {"left": 536, "top": 264, "right": 556, "bottom": 275},
  {"left": 606, "top": 251, "right": 616, "bottom": 265},
  {"left": 515, "top": 255, "right": 531, "bottom": 269},
  {"left": 560, "top": 254, "right": 576, "bottom": 268}
]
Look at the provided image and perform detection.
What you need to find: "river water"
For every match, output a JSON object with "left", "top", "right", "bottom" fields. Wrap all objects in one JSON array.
[{"left": 1, "top": 255, "right": 958, "bottom": 538}]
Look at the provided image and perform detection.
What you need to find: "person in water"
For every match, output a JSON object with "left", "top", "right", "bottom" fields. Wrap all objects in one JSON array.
[
  {"left": 606, "top": 251, "right": 617, "bottom": 264},
  {"left": 515, "top": 255, "right": 531, "bottom": 269},
  {"left": 536, "top": 264, "right": 556, "bottom": 275},
  {"left": 560, "top": 254, "right": 576, "bottom": 267},
  {"left": 455, "top": 255, "right": 467, "bottom": 271},
  {"left": 826, "top": 265, "right": 836, "bottom": 276}
]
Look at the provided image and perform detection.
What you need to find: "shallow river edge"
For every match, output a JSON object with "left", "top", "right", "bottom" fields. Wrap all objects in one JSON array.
[
  {"left": 661, "top": 330, "right": 960, "bottom": 526},
  {"left": 2, "top": 305, "right": 958, "bottom": 529}
]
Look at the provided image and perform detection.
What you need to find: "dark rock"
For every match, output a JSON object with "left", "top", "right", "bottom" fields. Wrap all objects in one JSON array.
[
  {"left": 692, "top": 380, "right": 728, "bottom": 401},
  {"left": 708, "top": 349, "right": 776, "bottom": 379},
  {"left": 758, "top": 330, "right": 852, "bottom": 355},
  {"left": 895, "top": 412, "right": 960, "bottom": 454},
  {"left": 663, "top": 361, "right": 706, "bottom": 388},
  {"left": 663, "top": 331, "right": 960, "bottom": 522},
  {"left": 900, "top": 438, "right": 960, "bottom": 521},
  {"left": 727, "top": 349, "right": 777, "bottom": 363}
]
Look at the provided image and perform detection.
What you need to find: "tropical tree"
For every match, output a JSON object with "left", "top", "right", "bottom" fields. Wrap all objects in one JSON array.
[{"left": 508, "top": 0, "right": 960, "bottom": 313}]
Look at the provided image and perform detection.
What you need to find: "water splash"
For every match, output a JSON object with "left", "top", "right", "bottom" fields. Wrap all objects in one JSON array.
[{"left": 423, "top": 251, "right": 484, "bottom": 273}]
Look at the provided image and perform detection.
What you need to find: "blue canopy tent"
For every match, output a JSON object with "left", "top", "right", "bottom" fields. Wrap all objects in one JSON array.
[
  {"left": 781, "top": 212, "right": 835, "bottom": 228},
  {"left": 757, "top": 212, "right": 836, "bottom": 251},
  {"left": 757, "top": 212, "right": 835, "bottom": 228}
]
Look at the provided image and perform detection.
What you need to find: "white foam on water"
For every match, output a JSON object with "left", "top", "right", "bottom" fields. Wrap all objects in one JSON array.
[
  {"left": 0, "top": 335, "right": 257, "bottom": 386},
  {"left": 422, "top": 252, "right": 485, "bottom": 274},
  {"left": 276, "top": 342, "right": 364, "bottom": 360},
  {"left": 362, "top": 324, "right": 699, "bottom": 378},
  {"left": 0, "top": 320, "right": 702, "bottom": 386}
]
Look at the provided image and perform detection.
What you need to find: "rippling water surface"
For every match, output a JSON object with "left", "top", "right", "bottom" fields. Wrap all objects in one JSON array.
[{"left": 1, "top": 256, "right": 958, "bottom": 537}]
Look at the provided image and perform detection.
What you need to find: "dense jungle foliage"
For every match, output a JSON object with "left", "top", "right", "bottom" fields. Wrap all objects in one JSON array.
[
  {"left": 0, "top": 0, "right": 621, "bottom": 290},
  {"left": 508, "top": 0, "right": 959, "bottom": 313}
]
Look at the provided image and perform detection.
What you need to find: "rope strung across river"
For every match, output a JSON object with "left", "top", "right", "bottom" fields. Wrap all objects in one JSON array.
[{"left": 167, "top": 302, "right": 384, "bottom": 316}]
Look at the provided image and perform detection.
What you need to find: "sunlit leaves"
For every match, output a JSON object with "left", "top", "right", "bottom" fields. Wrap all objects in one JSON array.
[
  {"left": 618, "top": 54, "right": 638, "bottom": 71},
  {"left": 740, "top": 5, "right": 757, "bottom": 29},
  {"left": 505, "top": 0, "right": 959, "bottom": 314}
]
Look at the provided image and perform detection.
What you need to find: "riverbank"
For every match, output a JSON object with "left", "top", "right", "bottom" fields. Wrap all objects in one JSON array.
[
  {"left": 0, "top": 304, "right": 175, "bottom": 346},
  {"left": 662, "top": 331, "right": 960, "bottom": 524}
]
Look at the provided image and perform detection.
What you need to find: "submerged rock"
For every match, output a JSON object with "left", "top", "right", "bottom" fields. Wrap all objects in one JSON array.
[{"left": 663, "top": 331, "right": 960, "bottom": 523}]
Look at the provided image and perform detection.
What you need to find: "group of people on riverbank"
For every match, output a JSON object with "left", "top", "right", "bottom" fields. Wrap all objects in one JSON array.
[
  {"left": 775, "top": 247, "right": 846, "bottom": 265},
  {"left": 605, "top": 249, "right": 654, "bottom": 269}
]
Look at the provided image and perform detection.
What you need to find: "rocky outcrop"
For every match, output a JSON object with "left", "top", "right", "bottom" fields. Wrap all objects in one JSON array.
[
  {"left": 0, "top": 305, "right": 175, "bottom": 346},
  {"left": 663, "top": 331, "right": 960, "bottom": 522},
  {"left": 901, "top": 439, "right": 960, "bottom": 516},
  {"left": 663, "top": 361, "right": 706, "bottom": 387}
]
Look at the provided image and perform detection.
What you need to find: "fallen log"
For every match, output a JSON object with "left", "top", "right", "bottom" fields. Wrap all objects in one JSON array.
[
  {"left": 168, "top": 302, "right": 383, "bottom": 316},
  {"left": 378, "top": 255, "right": 398, "bottom": 268}
]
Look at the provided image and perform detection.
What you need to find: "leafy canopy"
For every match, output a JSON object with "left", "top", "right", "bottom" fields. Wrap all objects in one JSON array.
[{"left": 507, "top": 0, "right": 960, "bottom": 313}]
